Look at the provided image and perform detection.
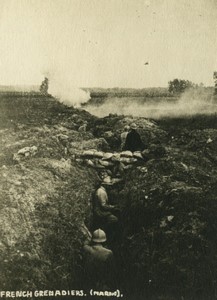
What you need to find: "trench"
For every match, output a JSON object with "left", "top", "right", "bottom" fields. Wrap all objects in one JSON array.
[
  {"left": 3, "top": 96, "right": 217, "bottom": 299},
  {"left": 78, "top": 147, "right": 148, "bottom": 299}
]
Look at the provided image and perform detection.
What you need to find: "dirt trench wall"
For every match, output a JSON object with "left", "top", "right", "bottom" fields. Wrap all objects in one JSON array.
[
  {"left": 117, "top": 149, "right": 217, "bottom": 299},
  {"left": 0, "top": 95, "right": 101, "bottom": 292},
  {"left": 0, "top": 156, "right": 98, "bottom": 291}
]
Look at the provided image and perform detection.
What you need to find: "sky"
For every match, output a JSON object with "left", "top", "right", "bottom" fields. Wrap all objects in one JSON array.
[{"left": 0, "top": 0, "right": 217, "bottom": 88}]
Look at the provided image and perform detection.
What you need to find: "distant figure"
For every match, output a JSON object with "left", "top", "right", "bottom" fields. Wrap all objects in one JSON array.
[
  {"left": 39, "top": 77, "right": 49, "bottom": 95},
  {"left": 93, "top": 179, "right": 118, "bottom": 230},
  {"left": 112, "top": 156, "right": 125, "bottom": 178},
  {"left": 83, "top": 229, "right": 116, "bottom": 289},
  {"left": 78, "top": 121, "right": 88, "bottom": 132},
  {"left": 123, "top": 123, "right": 144, "bottom": 152},
  {"left": 120, "top": 125, "right": 130, "bottom": 150}
]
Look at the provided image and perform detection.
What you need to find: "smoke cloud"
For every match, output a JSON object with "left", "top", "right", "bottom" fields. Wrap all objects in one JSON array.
[
  {"left": 47, "top": 72, "right": 90, "bottom": 107},
  {"left": 85, "top": 88, "right": 217, "bottom": 119}
]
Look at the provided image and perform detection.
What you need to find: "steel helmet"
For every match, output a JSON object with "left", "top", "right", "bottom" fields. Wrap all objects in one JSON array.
[
  {"left": 102, "top": 176, "right": 113, "bottom": 185},
  {"left": 92, "top": 229, "right": 107, "bottom": 243},
  {"left": 130, "top": 123, "right": 137, "bottom": 130},
  {"left": 124, "top": 125, "right": 130, "bottom": 131}
]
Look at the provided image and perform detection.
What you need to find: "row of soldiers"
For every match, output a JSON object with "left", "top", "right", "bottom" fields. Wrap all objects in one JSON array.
[
  {"left": 79, "top": 121, "right": 145, "bottom": 152},
  {"left": 82, "top": 178, "right": 120, "bottom": 290},
  {"left": 82, "top": 123, "right": 144, "bottom": 290}
]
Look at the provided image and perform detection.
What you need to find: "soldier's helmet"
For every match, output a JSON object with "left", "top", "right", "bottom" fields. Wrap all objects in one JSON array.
[
  {"left": 92, "top": 229, "right": 107, "bottom": 243},
  {"left": 124, "top": 125, "right": 130, "bottom": 131},
  {"left": 130, "top": 123, "right": 137, "bottom": 130}
]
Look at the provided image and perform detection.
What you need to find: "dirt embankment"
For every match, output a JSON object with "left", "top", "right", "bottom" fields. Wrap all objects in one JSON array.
[
  {"left": 118, "top": 116, "right": 217, "bottom": 299},
  {"left": 0, "top": 95, "right": 100, "bottom": 291}
]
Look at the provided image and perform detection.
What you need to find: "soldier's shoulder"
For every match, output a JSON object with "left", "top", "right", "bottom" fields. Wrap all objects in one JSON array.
[
  {"left": 103, "top": 247, "right": 113, "bottom": 256},
  {"left": 83, "top": 244, "right": 93, "bottom": 253}
]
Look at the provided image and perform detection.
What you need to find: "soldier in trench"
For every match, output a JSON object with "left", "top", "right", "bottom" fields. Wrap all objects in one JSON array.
[
  {"left": 83, "top": 228, "right": 117, "bottom": 290},
  {"left": 93, "top": 178, "right": 120, "bottom": 244},
  {"left": 123, "top": 123, "right": 145, "bottom": 152},
  {"left": 120, "top": 125, "right": 130, "bottom": 150}
]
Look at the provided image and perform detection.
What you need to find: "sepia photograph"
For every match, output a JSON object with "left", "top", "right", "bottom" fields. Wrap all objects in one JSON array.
[{"left": 0, "top": 0, "right": 217, "bottom": 299}]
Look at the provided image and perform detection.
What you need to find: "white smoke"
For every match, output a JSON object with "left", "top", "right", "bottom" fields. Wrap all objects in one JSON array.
[
  {"left": 47, "top": 72, "right": 90, "bottom": 107},
  {"left": 85, "top": 88, "right": 217, "bottom": 119}
]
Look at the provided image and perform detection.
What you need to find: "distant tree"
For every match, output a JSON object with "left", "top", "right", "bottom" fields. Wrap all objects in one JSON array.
[
  {"left": 40, "top": 77, "right": 49, "bottom": 95},
  {"left": 168, "top": 79, "right": 195, "bottom": 94},
  {"left": 213, "top": 72, "right": 217, "bottom": 95}
]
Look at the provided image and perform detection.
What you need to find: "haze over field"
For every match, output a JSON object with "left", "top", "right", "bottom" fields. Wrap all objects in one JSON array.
[{"left": 85, "top": 88, "right": 216, "bottom": 118}]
